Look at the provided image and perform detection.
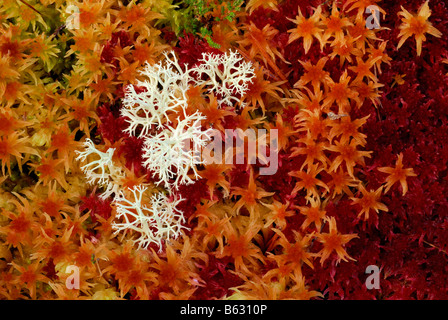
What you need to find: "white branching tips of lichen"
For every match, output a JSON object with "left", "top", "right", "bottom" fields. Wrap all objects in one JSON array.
[
  {"left": 75, "top": 138, "right": 114, "bottom": 185},
  {"left": 142, "top": 110, "right": 214, "bottom": 189},
  {"left": 112, "top": 185, "right": 187, "bottom": 251},
  {"left": 121, "top": 51, "right": 256, "bottom": 139},
  {"left": 75, "top": 138, "right": 124, "bottom": 199},
  {"left": 121, "top": 51, "right": 192, "bottom": 137},
  {"left": 192, "top": 50, "right": 256, "bottom": 106},
  {"left": 121, "top": 50, "right": 255, "bottom": 188},
  {"left": 75, "top": 50, "right": 257, "bottom": 250}
]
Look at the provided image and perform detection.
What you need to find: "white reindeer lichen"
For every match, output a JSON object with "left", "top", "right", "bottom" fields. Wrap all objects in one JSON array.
[
  {"left": 192, "top": 50, "right": 255, "bottom": 106},
  {"left": 112, "top": 185, "right": 187, "bottom": 251},
  {"left": 75, "top": 138, "right": 124, "bottom": 199},
  {"left": 141, "top": 110, "right": 213, "bottom": 189},
  {"left": 77, "top": 50, "right": 257, "bottom": 250},
  {"left": 120, "top": 51, "right": 192, "bottom": 137}
]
